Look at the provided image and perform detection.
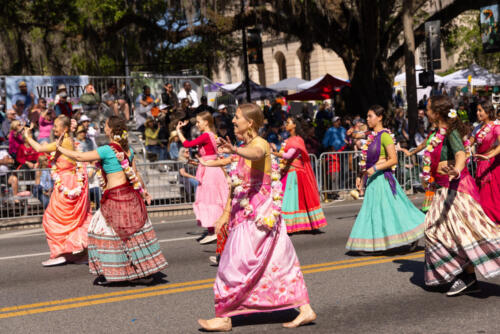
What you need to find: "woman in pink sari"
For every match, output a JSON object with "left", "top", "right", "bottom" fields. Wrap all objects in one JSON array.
[
  {"left": 198, "top": 104, "right": 315, "bottom": 332},
  {"left": 177, "top": 112, "right": 229, "bottom": 244},
  {"left": 25, "top": 115, "right": 91, "bottom": 266},
  {"left": 423, "top": 96, "right": 500, "bottom": 296},
  {"left": 472, "top": 100, "right": 500, "bottom": 224}
]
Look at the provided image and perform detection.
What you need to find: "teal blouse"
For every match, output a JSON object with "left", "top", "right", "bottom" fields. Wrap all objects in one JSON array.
[{"left": 97, "top": 145, "right": 135, "bottom": 174}]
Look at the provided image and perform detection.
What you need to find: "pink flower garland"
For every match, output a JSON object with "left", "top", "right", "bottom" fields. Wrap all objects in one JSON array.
[
  {"left": 359, "top": 129, "right": 397, "bottom": 172},
  {"left": 475, "top": 120, "right": 499, "bottom": 146},
  {"left": 421, "top": 127, "right": 447, "bottom": 184}
]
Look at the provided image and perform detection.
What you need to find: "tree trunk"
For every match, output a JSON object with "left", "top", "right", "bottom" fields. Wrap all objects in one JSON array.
[
  {"left": 403, "top": 0, "right": 418, "bottom": 147},
  {"left": 343, "top": 58, "right": 394, "bottom": 118}
]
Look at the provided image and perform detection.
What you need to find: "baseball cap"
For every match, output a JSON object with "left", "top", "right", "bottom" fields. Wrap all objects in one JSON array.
[
  {"left": 18, "top": 81, "right": 27, "bottom": 87},
  {"left": 78, "top": 115, "right": 91, "bottom": 123},
  {"left": 218, "top": 104, "right": 226, "bottom": 110},
  {"left": 332, "top": 116, "right": 341, "bottom": 122}
]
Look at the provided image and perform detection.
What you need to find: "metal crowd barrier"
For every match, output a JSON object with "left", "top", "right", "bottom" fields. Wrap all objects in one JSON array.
[
  {"left": 316, "top": 151, "right": 416, "bottom": 199},
  {"left": 0, "top": 153, "right": 481, "bottom": 222}
]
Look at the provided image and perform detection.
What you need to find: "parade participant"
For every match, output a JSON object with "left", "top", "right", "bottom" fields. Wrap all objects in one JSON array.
[
  {"left": 273, "top": 117, "right": 327, "bottom": 233},
  {"left": 198, "top": 103, "right": 315, "bottom": 332},
  {"left": 56, "top": 116, "right": 167, "bottom": 285},
  {"left": 24, "top": 115, "right": 91, "bottom": 266},
  {"left": 423, "top": 96, "right": 500, "bottom": 296},
  {"left": 176, "top": 112, "right": 229, "bottom": 245},
  {"left": 399, "top": 122, "right": 438, "bottom": 213},
  {"left": 346, "top": 105, "right": 425, "bottom": 253},
  {"left": 472, "top": 100, "right": 500, "bottom": 223}
]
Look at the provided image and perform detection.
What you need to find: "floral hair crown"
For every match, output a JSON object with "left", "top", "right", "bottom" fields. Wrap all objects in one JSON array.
[{"left": 113, "top": 130, "right": 128, "bottom": 141}]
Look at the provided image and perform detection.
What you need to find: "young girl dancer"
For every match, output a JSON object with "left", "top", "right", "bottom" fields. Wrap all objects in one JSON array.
[
  {"left": 346, "top": 105, "right": 425, "bottom": 253},
  {"left": 423, "top": 96, "right": 500, "bottom": 296},
  {"left": 176, "top": 112, "right": 229, "bottom": 244},
  {"left": 274, "top": 117, "right": 327, "bottom": 233},
  {"left": 56, "top": 116, "right": 167, "bottom": 285},
  {"left": 472, "top": 100, "right": 500, "bottom": 224}
]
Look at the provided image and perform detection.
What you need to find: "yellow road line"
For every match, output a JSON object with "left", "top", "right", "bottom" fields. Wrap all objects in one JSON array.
[{"left": 0, "top": 252, "right": 424, "bottom": 319}]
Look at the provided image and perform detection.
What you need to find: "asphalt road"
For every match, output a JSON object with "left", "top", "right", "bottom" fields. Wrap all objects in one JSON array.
[{"left": 1, "top": 196, "right": 499, "bottom": 333}]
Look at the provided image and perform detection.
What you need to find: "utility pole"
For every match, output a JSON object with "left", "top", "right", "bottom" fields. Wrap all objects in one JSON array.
[
  {"left": 241, "top": 0, "right": 251, "bottom": 102},
  {"left": 403, "top": 0, "right": 418, "bottom": 147}
]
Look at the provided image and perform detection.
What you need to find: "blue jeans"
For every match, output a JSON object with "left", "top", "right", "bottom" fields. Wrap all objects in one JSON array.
[
  {"left": 33, "top": 185, "right": 50, "bottom": 209},
  {"left": 181, "top": 176, "right": 199, "bottom": 198},
  {"left": 146, "top": 145, "right": 167, "bottom": 161}
]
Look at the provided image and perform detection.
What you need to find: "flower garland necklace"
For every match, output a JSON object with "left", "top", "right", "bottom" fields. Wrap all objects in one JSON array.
[
  {"left": 50, "top": 135, "right": 85, "bottom": 199},
  {"left": 359, "top": 129, "right": 397, "bottom": 172},
  {"left": 475, "top": 120, "right": 500, "bottom": 146},
  {"left": 96, "top": 135, "right": 145, "bottom": 197},
  {"left": 421, "top": 127, "right": 447, "bottom": 185},
  {"left": 229, "top": 151, "right": 283, "bottom": 230}
]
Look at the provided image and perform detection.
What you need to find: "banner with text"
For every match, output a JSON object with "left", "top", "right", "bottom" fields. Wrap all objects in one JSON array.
[{"left": 6, "top": 76, "right": 89, "bottom": 110}]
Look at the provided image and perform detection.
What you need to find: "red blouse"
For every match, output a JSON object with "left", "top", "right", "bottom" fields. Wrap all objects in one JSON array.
[{"left": 182, "top": 132, "right": 217, "bottom": 156}]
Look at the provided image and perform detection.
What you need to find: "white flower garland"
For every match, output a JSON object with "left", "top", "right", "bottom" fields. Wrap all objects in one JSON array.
[
  {"left": 50, "top": 151, "right": 85, "bottom": 199},
  {"left": 359, "top": 129, "right": 397, "bottom": 172},
  {"left": 229, "top": 156, "right": 283, "bottom": 229}
]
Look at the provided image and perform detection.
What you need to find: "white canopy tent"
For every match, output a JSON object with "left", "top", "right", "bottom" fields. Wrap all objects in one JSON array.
[
  {"left": 221, "top": 82, "right": 242, "bottom": 91},
  {"left": 394, "top": 64, "right": 444, "bottom": 86},
  {"left": 442, "top": 64, "right": 500, "bottom": 87},
  {"left": 268, "top": 77, "right": 308, "bottom": 91}
]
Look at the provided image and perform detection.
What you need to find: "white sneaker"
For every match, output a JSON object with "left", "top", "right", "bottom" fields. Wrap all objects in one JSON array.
[
  {"left": 209, "top": 256, "right": 218, "bottom": 265},
  {"left": 42, "top": 256, "right": 67, "bottom": 267},
  {"left": 199, "top": 234, "right": 217, "bottom": 245}
]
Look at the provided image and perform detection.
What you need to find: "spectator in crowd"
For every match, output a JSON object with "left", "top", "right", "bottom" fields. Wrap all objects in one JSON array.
[
  {"left": 157, "top": 104, "right": 172, "bottom": 147},
  {"left": 214, "top": 104, "right": 235, "bottom": 142},
  {"left": 144, "top": 118, "right": 166, "bottom": 161},
  {"left": 168, "top": 130, "right": 180, "bottom": 160},
  {"left": 394, "top": 90, "right": 404, "bottom": 108},
  {"left": 177, "top": 147, "right": 199, "bottom": 199},
  {"left": 8, "top": 120, "right": 24, "bottom": 161},
  {"left": 177, "top": 81, "right": 199, "bottom": 108},
  {"left": 38, "top": 109, "right": 54, "bottom": 144},
  {"left": 34, "top": 155, "right": 52, "bottom": 209},
  {"left": 161, "top": 82, "right": 179, "bottom": 112},
  {"left": 322, "top": 116, "right": 346, "bottom": 152},
  {"left": 457, "top": 102, "right": 469, "bottom": 123},
  {"left": 418, "top": 94, "right": 428, "bottom": 110},
  {"left": 79, "top": 84, "right": 101, "bottom": 120},
  {"left": 16, "top": 138, "right": 40, "bottom": 169},
  {"left": 102, "top": 83, "right": 130, "bottom": 121},
  {"left": 266, "top": 124, "right": 282, "bottom": 151},
  {"left": 29, "top": 98, "right": 48, "bottom": 132},
  {"left": 74, "top": 125, "right": 95, "bottom": 153},
  {"left": 304, "top": 125, "right": 321, "bottom": 157},
  {"left": 315, "top": 102, "right": 333, "bottom": 139},
  {"left": 54, "top": 84, "right": 67, "bottom": 104},
  {"left": 394, "top": 108, "right": 409, "bottom": 146},
  {"left": 12, "top": 81, "right": 35, "bottom": 114},
  {"left": 13, "top": 100, "right": 28, "bottom": 123},
  {"left": 1, "top": 109, "right": 16, "bottom": 139},
  {"left": 196, "top": 96, "right": 215, "bottom": 114},
  {"left": 135, "top": 85, "right": 157, "bottom": 133},
  {"left": 0, "top": 149, "right": 19, "bottom": 197},
  {"left": 170, "top": 98, "right": 193, "bottom": 136},
  {"left": 54, "top": 92, "right": 73, "bottom": 117},
  {"left": 267, "top": 101, "right": 285, "bottom": 128}
]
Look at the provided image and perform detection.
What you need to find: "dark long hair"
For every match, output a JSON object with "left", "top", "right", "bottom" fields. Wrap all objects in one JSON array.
[
  {"left": 368, "top": 104, "right": 388, "bottom": 128},
  {"left": 429, "top": 96, "right": 468, "bottom": 139},
  {"left": 478, "top": 99, "right": 496, "bottom": 121},
  {"left": 107, "top": 116, "right": 129, "bottom": 152},
  {"left": 288, "top": 116, "right": 306, "bottom": 139}
]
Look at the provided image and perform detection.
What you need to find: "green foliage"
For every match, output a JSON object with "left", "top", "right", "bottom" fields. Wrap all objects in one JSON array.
[{"left": 443, "top": 10, "right": 500, "bottom": 73}]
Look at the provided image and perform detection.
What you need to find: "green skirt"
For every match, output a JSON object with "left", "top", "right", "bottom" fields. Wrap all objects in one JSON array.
[{"left": 346, "top": 171, "right": 425, "bottom": 251}]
